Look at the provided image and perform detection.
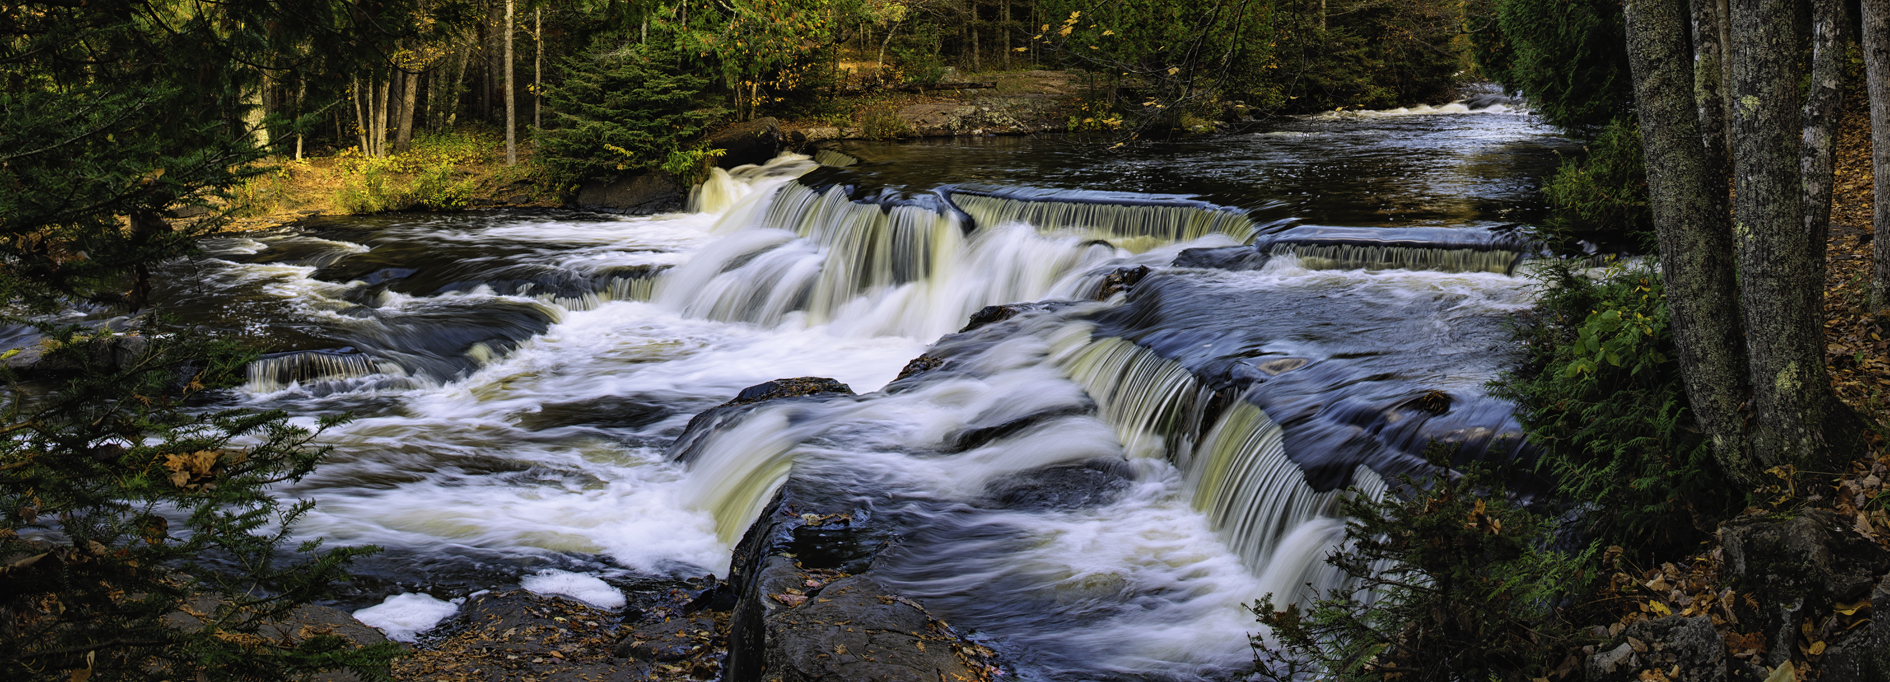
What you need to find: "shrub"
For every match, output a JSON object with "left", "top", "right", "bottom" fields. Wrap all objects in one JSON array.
[
  {"left": 0, "top": 324, "right": 398, "bottom": 680},
  {"left": 537, "top": 30, "right": 728, "bottom": 190},
  {"left": 1490, "top": 260, "right": 1737, "bottom": 552},
  {"left": 1251, "top": 447, "right": 1591, "bottom": 682},
  {"left": 1539, "top": 118, "right": 1652, "bottom": 252}
]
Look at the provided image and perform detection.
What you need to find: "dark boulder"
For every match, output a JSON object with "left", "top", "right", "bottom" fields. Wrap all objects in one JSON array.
[
  {"left": 670, "top": 378, "right": 856, "bottom": 463},
  {"left": 751, "top": 574, "right": 983, "bottom": 682},
  {"left": 1820, "top": 574, "right": 1890, "bottom": 682},
  {"left": 1719, "top": 510, "right": 1890, "bottom": 669},
  {"left": 571, "top": 172, "right": 684, "bottom": 214},
  {"left": 892, "top": 354, "right": 945, "bottom": 382},
  {"left": 709, "top": 118, "right": 785, "bottom": 168},
  {"left": 1172, "top": 245, "right": 1269, "bottom": 271},
  {"left": 1095, "top": 264, "right": 1150, "bottom": 299}
]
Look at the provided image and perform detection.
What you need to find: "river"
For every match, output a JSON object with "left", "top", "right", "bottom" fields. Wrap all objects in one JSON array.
[{"left": 158, "top": 93, "right": 1569, "bottom": 680}]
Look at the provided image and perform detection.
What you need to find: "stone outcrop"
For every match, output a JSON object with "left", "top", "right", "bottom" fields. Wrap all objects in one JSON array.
[
  {"left": 710, "top": 118, "right": 786, "bottom": 168},
  {"left": 724, "top": 478, "right": 999, "bottom": 682},
  {"left": 570, "top": 172, "right": 685, "bottom": 214},
  {"left": 1720, "top": 510, "right": 1890, "bottom": 670},
  {"left": 1585, "top": 616, "right": 1727, "bottom": 682}
]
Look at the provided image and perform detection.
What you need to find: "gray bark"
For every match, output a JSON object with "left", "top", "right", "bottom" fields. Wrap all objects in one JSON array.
[
  {"left": 505, "top": 0, "right": 516, "bottom": 166},
  {"left": 1623, "top": 0, "right": 1756, "bottom": 483},
  {"left": 1803, "top": 0, "right": 1848, "bottom": 270},
  {"left": 1689, "top": 0, "right": 1729, "bottom": 175},
  {"left": 352, "top": 77, "right": 371, "bottom": 155},
  {"left": 1867, "top": 0, "right": 1890, "bottom": 316},
  {"left": 396, "top": 66, "right": 419, "bottom": 153},
  {"left": 534, "top": 7, "right": 543, "bottom": 130},
  {"left": 1732, "top": 0, "right": 1833, "bottom": 466}
]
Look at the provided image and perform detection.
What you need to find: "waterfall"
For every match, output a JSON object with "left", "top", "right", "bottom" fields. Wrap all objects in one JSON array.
[
  {"left": 1055, "top": 334, "right": 1215, "bottom": 461},
  {"left": 946, "top": 186, "right": 1258, "bottom": 251},
  {"left": 245, "top": 349, "right": 407, "bottom": 392},
  {"left": 1257, "top": 225, "right": 1536, "bottom": 275}
]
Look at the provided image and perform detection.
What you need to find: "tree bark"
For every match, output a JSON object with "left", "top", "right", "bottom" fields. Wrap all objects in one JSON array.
[
  {"left": 352, "top": 77, "right": 371, "bottom": 154},
  {"left": 1866, "top": 0, "right": 1890, "bottom": 317},
  {"left": 534, "top": 6, "right": 543, "bottom": 130},
  {"left": 1623, "top": 0, "right": 1756, "bottom": 483},
  {"left": 376, "top": 71, "right": 392, "bottom": 157},
  {"left": 505, "top": 0, "right": 516, "bottom": 166},
  {"left": 397, "top": 65, "right": 419, "bottom": 153},
  {"left": 1732, "top": 0, "right": 1835, "bottom": 467},
  {"left": 1689, "top": 0, "right": 1729, "bottom": 175},
  {"left": 1802, "top": 0, "right": 1848, "bottom": 272}
]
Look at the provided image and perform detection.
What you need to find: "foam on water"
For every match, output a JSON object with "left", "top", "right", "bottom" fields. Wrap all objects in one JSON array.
[
  {"left": 354, "top": 592, "right": 462, "bottom": 642},
  {"left": 521, "top": 569, "right": 627, "bottom": 609}
]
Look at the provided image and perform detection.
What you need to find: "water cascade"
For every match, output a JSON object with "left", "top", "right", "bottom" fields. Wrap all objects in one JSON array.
[
  {"left": 946, "top": 186, "right": 1259, "bottom": 251},
  {"left": 154, "top": 98, "right": 1570, "bottom": 681}
]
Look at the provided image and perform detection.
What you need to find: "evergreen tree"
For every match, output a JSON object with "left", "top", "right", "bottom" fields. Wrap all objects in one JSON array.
[{"left": 537, "top": 29, "right": 730, "bottom": 187}]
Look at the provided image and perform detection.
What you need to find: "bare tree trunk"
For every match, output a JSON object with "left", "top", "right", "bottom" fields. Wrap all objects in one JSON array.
[
  {"left": 1622, "top": 0, "right": 1755, "bottom": 483},
  {"left": 377, "top": 70, "right": 392, "bottom": 156},
  {"left": 1866, "top": 0, "right": 1890, "bottom": 318},
  {"left": 535, "top": 6, "right": 543, "bottom": 130},
  {"left": 296, "top": 81, "right": 306, "bottom": 160},
  {"left": 504, "top": 0, "right": 516, "bottom": 166},
  {"left": 352, "top": 77, "right": 371, "bottom": 154},
  {"left": 397, "top": 65, "right": 420, "bottom": 153},
  {"left": 1732, "top": 0, "right": 1838, "bottom": 467},
  {"left": 245, "top": 71, "right": 270, "bottom": 148},
  {"left": 448, "top": 40, "right": 471, "bottom": 128},
  {"left": 1802, "top": 0, "right": 1848, "bottom": 274}
]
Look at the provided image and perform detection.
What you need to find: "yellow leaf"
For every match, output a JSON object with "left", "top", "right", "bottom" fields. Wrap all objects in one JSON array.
[
  {"left": 1763, "top": 661, "right": 1794, "bottom": 682},
  {"left": 1059, "top": 26, "right": 1072, "bottom": 36},
  {"left": 1835, "top": 598, "right": 1870, "bottom": 616},
  {"left": 1167, "top": 67, "right": 1180, "bottom": 75},
  {"left": 1102, "top": 30, "right": 1115, "bottom": 36},
  {"left": 1809, "top": 641, "right": 1827, "bottom": 655},
  {"left": 1647, "top": 601, "right": 1672, "bottom": 616}
]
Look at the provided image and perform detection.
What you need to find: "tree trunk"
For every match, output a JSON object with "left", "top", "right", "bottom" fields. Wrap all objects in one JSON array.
[
  {"left": 352, "top": 77, "right": 371, "bottom": 154},
  {"left": 1802, "top": 0, "right": 1848, "bottom": 271},
  {"left": 535, "top": 6, "right": 543, "bottom": 130},
  {"left": 397, "top": 65, "right": 419, "bottom": 153},
  {"left": 448, "top": 40, "right": 471, "bottom": 129},
  {"left": 504, "top": 0, "right": 516, "bottom": 166},
  {"left": 1689, "top": 0, "right": 1729, "bottom": 175},
  {"left": 377, "top": 71, "right": 393, "bottom": 156},
  {"left": 1866, "top": 0, "right": 1890, "bottom": 317},
  {"left": 1622, "top": 0, "right": 1755, "bottom": 483},
  {"left": 1732, "top": 0, "right": 1837, "bottom": 467},
  {"left": 245, "top": 71, "right": 270, "bottom": 148}
]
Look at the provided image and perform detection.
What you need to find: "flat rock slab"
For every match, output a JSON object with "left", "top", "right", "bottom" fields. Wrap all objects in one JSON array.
[{"left": 756, "top": 575, "right": 985, "bottom": 682}]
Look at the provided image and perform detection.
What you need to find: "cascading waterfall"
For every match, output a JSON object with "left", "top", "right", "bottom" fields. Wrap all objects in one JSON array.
[
  {"left": 245, "top": 349, "right": 409, "bottom": 392},
  {"left": 180, "top": 94, "right": 1567, "bottom": 678},
  {"left": 948, "top": 187, "right": 1258, "bottom": 251}
]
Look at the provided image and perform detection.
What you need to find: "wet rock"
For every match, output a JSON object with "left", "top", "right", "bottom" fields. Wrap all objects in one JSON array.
[
  {"left": 571, "top": 172, "right": 684, "bottom": 214},
  {"left": 613, "top": 613, "right": 718, "bottom": 661},
  {"left": 710, "top": 118, "right": 785, "bottom": 168},
  {"left": 5, "top": 333, "right": 150, "bottom": 375},
  {"left": 948, "top": 405, "right": 1091, "bottom": 452},
  {"left": 1095, "top": 265, "right": 1151, "bottom": 299},
  {"left": 670, "top": 378, "right": 856, "bottom": 463},
  {"left": 984, "top": 459, "right": 1134, "bottom": 511},
  {"left": 1820, "top": 574, "right": 1890, "bottom": 681},
  {"left": 755, "top": 575, "right": 981, "bottom": 682},
  {"left": 893, "top": 354, "right": 945, "bottom": 381},
  {"left": 515, "top": 395, "right": 674, "bottom": 431},
  {"left": 1584, "top": 615, "right": 1726, "bottom": 682},
  {"left": 958, "top": 302, "right": 1060, "bottom": 333},
  {"left": 396, "top": 590, "right": 680, "bottom": 682},
  {"left": 1172, "top": 245, "right": 1269, "bottom": 271}
]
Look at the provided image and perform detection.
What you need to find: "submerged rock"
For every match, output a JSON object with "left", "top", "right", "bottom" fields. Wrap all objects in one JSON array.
[
  {"left": 670, "top": 377, "right": 857, "bottom": 463},
  {"left": 1095, "top": 264, "right": 1151, "bottom": 299}
]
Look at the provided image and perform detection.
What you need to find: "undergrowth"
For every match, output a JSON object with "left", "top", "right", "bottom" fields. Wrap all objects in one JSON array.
[
  {"left": 1538, "top": 118, "right": 1652, "bottom": 253},
  {"left": 1491, "top": 259, "right": 1737, "bottom": 554}
]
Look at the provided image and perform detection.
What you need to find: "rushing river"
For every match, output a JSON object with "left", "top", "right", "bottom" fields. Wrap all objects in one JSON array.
[{"left": 154, "top": 94, "right": 1568, "bottom": 680}]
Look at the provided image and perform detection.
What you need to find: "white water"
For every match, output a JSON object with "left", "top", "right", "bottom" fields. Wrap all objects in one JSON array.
[{"left": 181, "top": 118, "right": 1543, "bottom": 678}]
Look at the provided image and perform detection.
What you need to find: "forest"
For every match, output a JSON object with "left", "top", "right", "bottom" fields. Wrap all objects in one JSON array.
[{"left": 4, "top": 0, "right": 1890, "bottom": 680}]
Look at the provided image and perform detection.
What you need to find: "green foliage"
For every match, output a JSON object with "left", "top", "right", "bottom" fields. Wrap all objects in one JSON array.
[
  {"left": 1030, "top": 0, "right": 1279, "bottom": 132},
  {"left": 330, "top": 154, "right": 477, "bottom": 215},
  {"left": 538, "top": 30, "right": 729, "bottom": 188},
  {"left": 1470, "top": 0, "right": 1635, "bottom": 130},
  {"left": 1540, "top": 118, "right": 1653, "bottom": 251},
  {"left": 858, "top": 108, "right": 913, "bottom": 140},
  {"left": 1252, "top": 449, "right": 1591, "bottom": 681},
  {"left": 1491, "top": 261, "right": 1738, "bottom": 551},
  {"left": 0, "top": 326, "right": 399, "bottom": 680},
  {"left": 1269, "top": 0, "right": 1469, "bottom": 112}
]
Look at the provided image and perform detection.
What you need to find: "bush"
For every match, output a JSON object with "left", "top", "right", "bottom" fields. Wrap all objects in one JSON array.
[
  {"left": 1252, "top": 448, "right": 1591, "bottom": 682},
  {"left": 0, "top": 324, "right": 398, "bottom": 681},
  {"left": 537, "top": 30, "right": 728, "bottom": 190},
  {"left": 1490, "top": 260, "right": 1737, "bottom": 552},
  {"left": 1539, "top": 118, "right": 1652, "bottom": 252}
]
